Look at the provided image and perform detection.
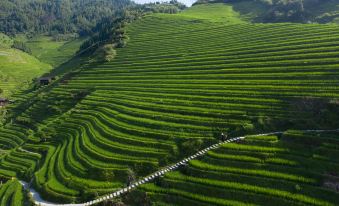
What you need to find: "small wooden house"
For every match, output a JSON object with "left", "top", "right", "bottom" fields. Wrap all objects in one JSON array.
[
  {"left": 38, "top": 76, "right": 55, "bottom": 85},
  {"left": 0, "top": 98, "right": 9, "bottom": 107}
]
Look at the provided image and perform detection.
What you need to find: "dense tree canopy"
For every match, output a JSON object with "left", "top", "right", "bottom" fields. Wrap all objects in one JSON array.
[
  {"left": 0, "top": 0, "right": 132, "bottom": 36},
  {"left": 78, "top": 1, "right": 186, "bottom": 55}
]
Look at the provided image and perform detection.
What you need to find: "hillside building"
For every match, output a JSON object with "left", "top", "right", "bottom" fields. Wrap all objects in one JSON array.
[{"left": 38, "top": 77, "right": 55, "bottom": 85}]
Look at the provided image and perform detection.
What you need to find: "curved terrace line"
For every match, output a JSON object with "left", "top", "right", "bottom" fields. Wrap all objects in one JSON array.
[{"left": 19, "top": 128, "right": 339, "bottom": 206}]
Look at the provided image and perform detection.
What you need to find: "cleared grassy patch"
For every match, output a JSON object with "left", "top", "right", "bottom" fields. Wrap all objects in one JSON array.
[
  {"left": 177, "top": 3, "right": 247, "bottom": 23},
  {"left": 25, "top": 36, "right": 85, "bottom": 67},
  {"left": 0, "top": 48, "right": 50, "bottom": 97}
]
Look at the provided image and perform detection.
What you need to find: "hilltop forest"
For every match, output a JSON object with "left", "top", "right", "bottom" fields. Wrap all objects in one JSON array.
[
  {"left": 0, "top": 0, "right": 132, "bottom": 36},
  {"left": 0, "top": 0, "right": 187, "bottom": 37}
]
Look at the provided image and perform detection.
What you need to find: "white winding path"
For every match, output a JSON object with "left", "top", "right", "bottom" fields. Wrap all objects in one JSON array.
[
  {"left": 19, "top": 129, "right": 339, "bottom": 206},
  {"left": 18, "top": 147, "right": 41, "bottom": 156}
]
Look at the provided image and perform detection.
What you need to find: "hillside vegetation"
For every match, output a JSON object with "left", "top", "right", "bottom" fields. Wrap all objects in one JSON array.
[
  {"left": 140, "top": 130, "right": 339, "bottom": 205},
  {"left": 195, "top": 0, "right": 339, "bottom": 23},
  {"left": 177, "top": 3, "right": 246, "bottom": 23},
  {"left": 0, "top": 35, "right": 51, "bottom": 97},
  {"left": 0, "top": 179, "right": 27, "bottom": 206},
  {"left": 0, "top": 32, "right": 87, "bottom": 98},
  {"left": 0, "top": 33, "right": 13, "bottom": 48},
  {"left": 25, "top": 36, "right": 86, "bottom": 68},
  {"left": 0, "top": 2, "right": 338, "bottom": 205},
  {"left": 0, "top": 0, "right": 131, "bottom": 36}
]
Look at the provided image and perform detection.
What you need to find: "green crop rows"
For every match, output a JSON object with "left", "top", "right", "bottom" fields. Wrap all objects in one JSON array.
[
  {"left": 140, "top": 131, "right": 339, "bottom": 206},
  {"left": 0, "top": 4, "right": 338, "bottom": 204},
  {"left": 0, "top": 179, "right": 26, "bottom": 206}
]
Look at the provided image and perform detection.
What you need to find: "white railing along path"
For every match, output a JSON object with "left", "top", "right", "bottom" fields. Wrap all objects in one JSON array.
[{"left": 19, "top": 129, "right": 339, "bottom": 206}]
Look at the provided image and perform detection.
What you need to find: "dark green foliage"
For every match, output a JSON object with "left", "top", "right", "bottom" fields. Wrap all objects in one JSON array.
[
  {"left": 71, "top": 89, "right": 92, "bottom": 101},
  {"left": 92, "top": 44, "right": 117, "bottom": 62},
  {"left": 125, "top": 168, "right": 136, "bottom": 186},
  {"left": 0, "top": 0, "right": 132, "bottom": 36},
  {"left": 122, "top": 190, "right": 151, "bottom": 206},
  {"left": 179, "top": 139, "right": 204, "bottom": 157},
  {"left": 289, "top": 98, "right": 339, "bottom": 129},
  {"left": 262, "top": 0, "right": 308, "bottom": 23},
  {"left": 15, "top": 116, "right": 33, "bottom": 127},
  {"left": 133, "top": 162, "right": 159, "bottom": 177},
  {"left": 141, "top": 1, "right": 187, "bottom": 14},
  {"left": 36, "top": 127, "right": 57, "bottom": 142},
  {"left": 11, "top": 41, "right": 31, "bottom": 54},
  {"left": 77, "top": 16, "right": 128, "bottom": 55},
  {"left": 78, "top": 2, "right": 186, "bottom": 55}
]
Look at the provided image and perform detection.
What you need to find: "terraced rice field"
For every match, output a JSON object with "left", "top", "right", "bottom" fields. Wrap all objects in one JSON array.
[
  {"left": 0, "top": 179, "right": 26, "bottom": 206},
  {"left": 0, "top": 4, "right": 338, "bottom": 204},
  {"left": 140, "top": 131, "right": 339, "bottom": 206},
  {"left": 0, "top": 82, "right": 16, "bottom": 97}
]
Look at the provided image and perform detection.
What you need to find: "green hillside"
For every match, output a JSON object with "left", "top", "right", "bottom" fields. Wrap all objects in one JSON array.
[
  {"left": 140, "top": 130, "right": 339, "bottom": 205},
  {"left": 0, "top": 33, "right": 86, "bottom": 98},
  {"left": 177, "top": 3, "right": 246, "bottom": 23},
  {"left": 0, "top": 47, "right": 50, "bottom": 97},
  {"left": 0, "top": 3, "right": 338, "bottom": 205},
  {"left": 0, "top": 33, "right": 13, "bottom": 48},
  {"left": 195, "top": 0, "right": 339, "bottom": 23},
  {"left": 25, "top": 36, "right": 86, "bottom": 68}
]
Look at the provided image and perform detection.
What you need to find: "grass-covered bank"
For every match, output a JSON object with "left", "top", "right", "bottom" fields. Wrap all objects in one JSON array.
[
  {"left": 0, "top": 47, "right": 50, "bottom": 97},
  {"left": 25, "top": 36, "right": 86, "bottom": 68},
  {"left": 0, "top": 33, "right": 87, "bottom": 98}
]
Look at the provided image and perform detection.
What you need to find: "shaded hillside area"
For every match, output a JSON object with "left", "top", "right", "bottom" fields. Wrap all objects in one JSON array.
[
  {"left": 195, "top": 0, "right": 339, "bottom": 23},
  {"left": 0, "top": 3, "right": 338, "bottom": 205}
]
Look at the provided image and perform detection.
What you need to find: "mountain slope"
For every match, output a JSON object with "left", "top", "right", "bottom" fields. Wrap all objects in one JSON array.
[
  {"left": 0, "top": 47, "right": 50, "bottom": 97},
  {"left": 0, "top": 3, "right": 338, "bottom": 205},
  {"left": 0, "top": 33, "right": 87, "bottom": 99},
  {"left": 25, "top": 36, "right": 86, "bottom": 68},
  {"left": 140, "top": 130, "right": 339, "bottom": 206},
  {"left": 177, "top": 3, "right": 246, "bottom": 23},
  {"left": 195, "top": 0, "right": 339, "bottom": 23}
]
